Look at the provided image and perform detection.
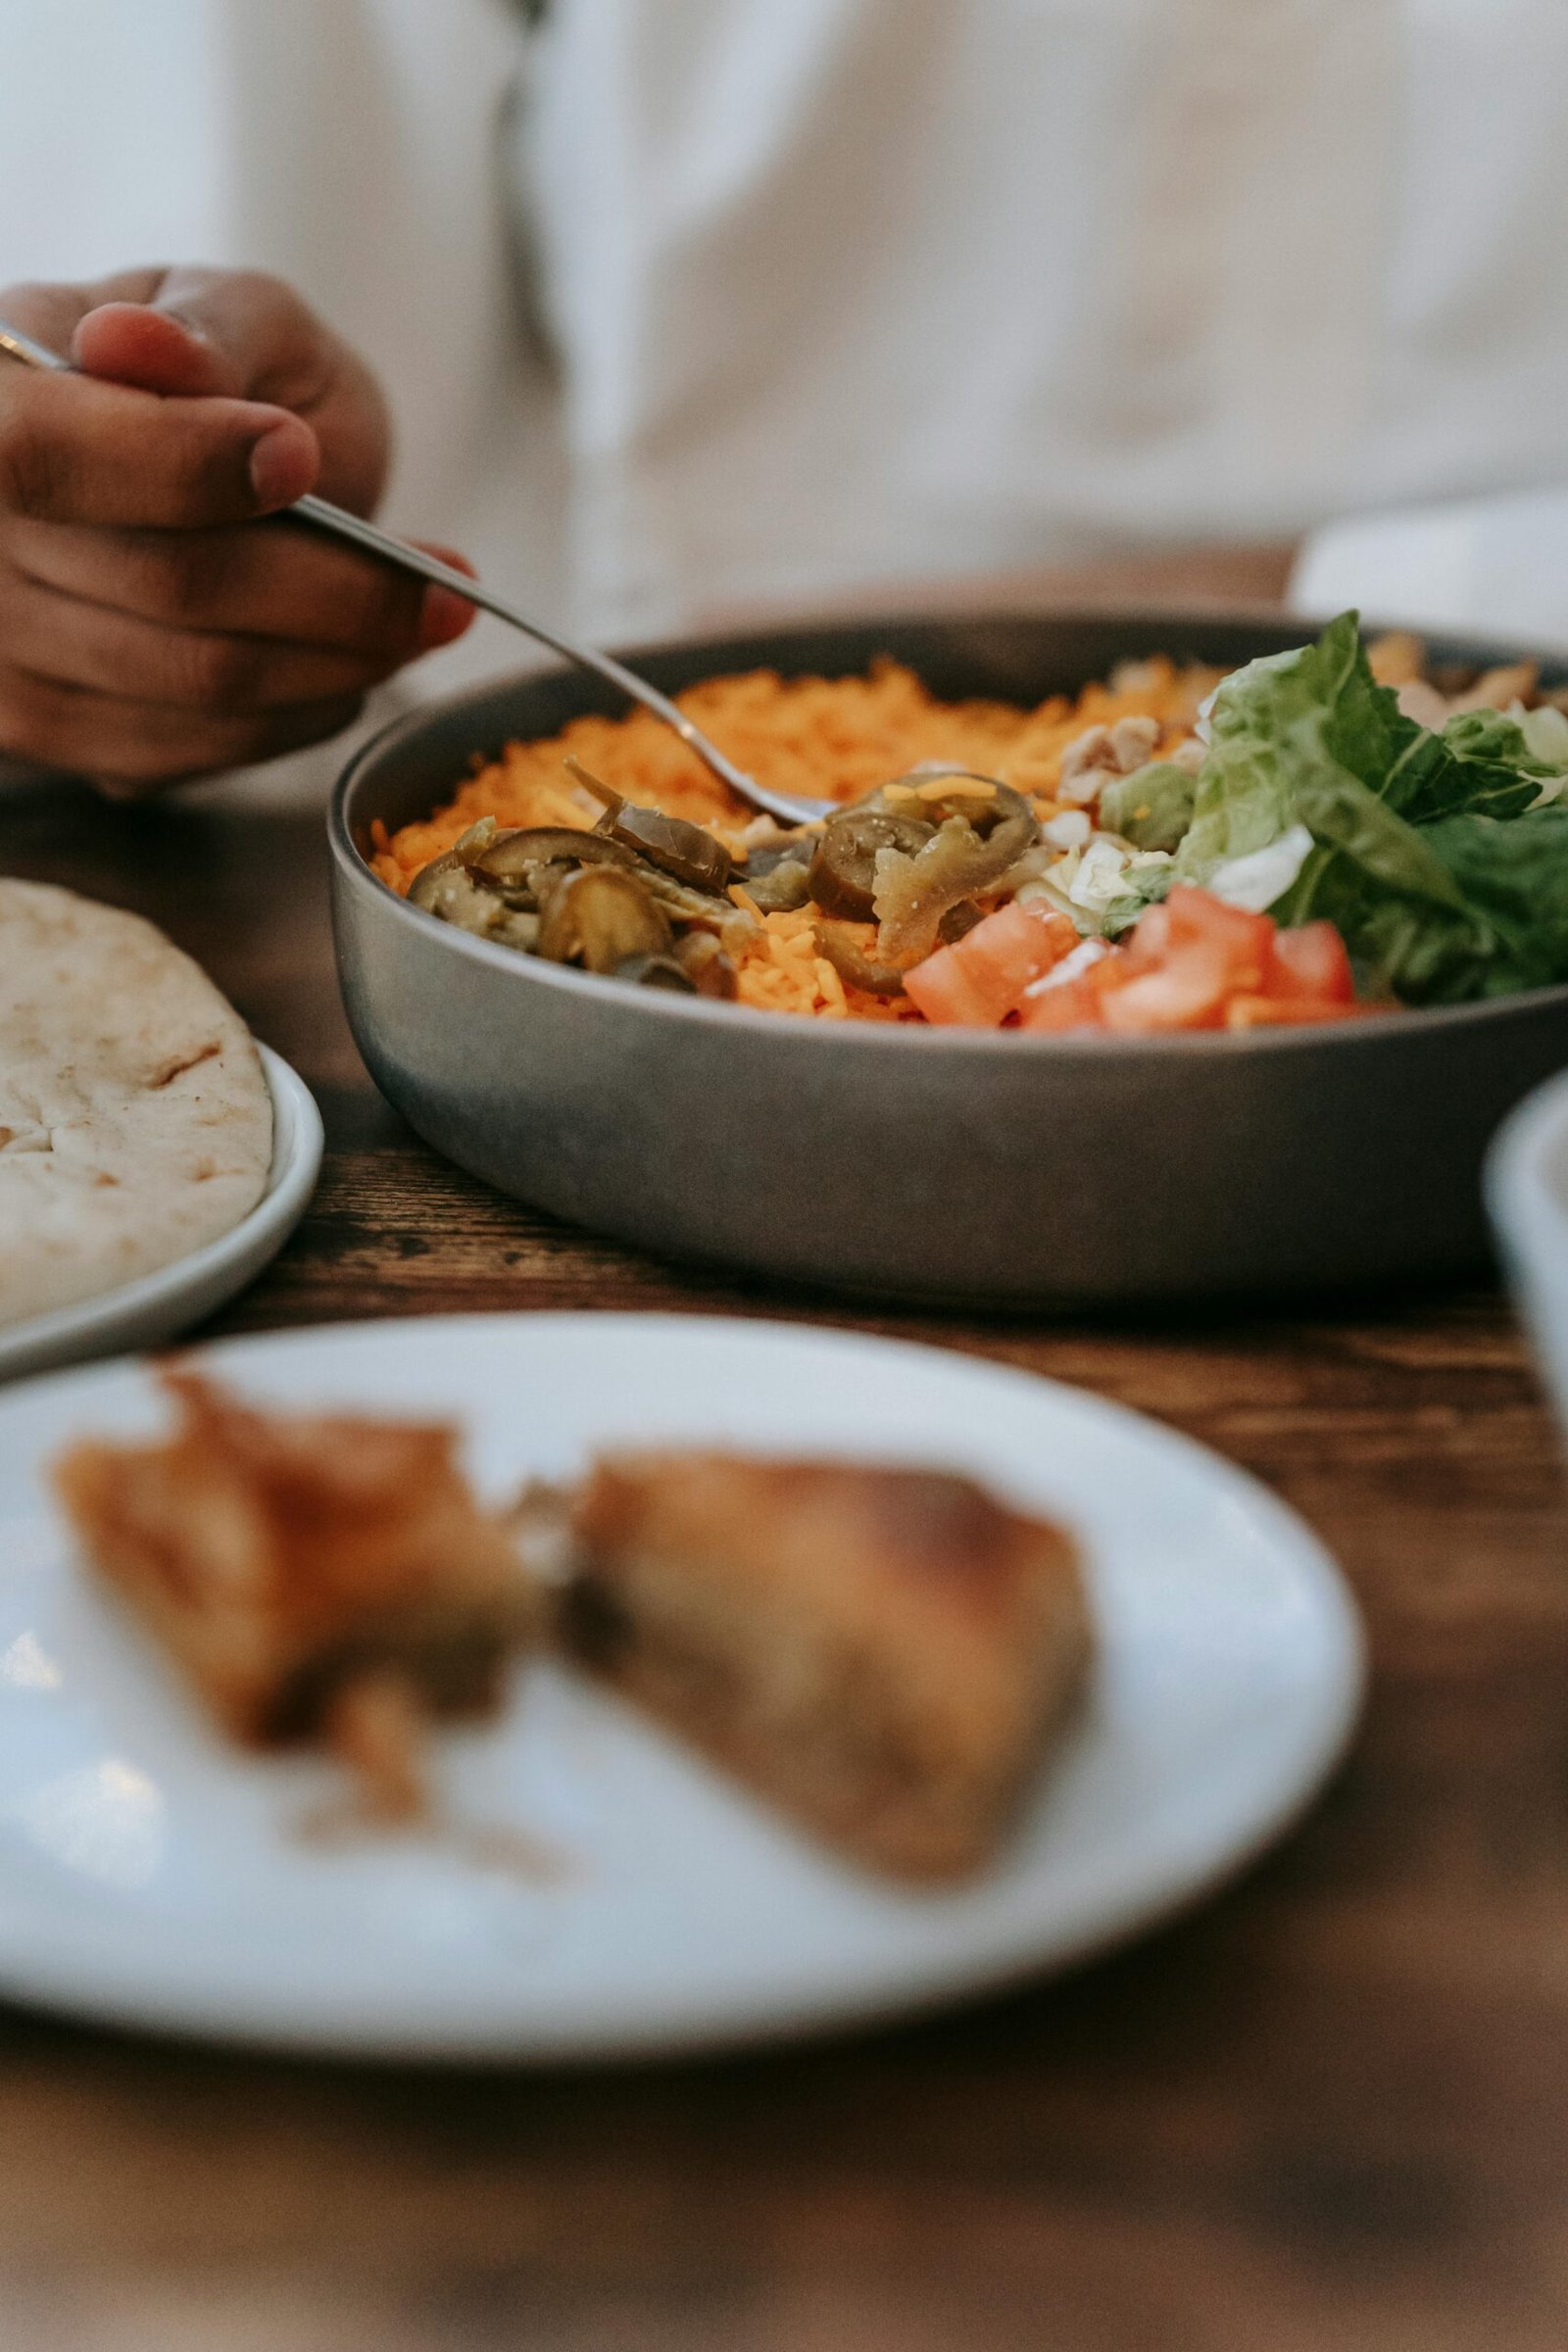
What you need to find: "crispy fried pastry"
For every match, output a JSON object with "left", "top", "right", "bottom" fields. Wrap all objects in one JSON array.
[
  {"left": 560, "top": 1453, "right": 1091, "bottom": 1881},
  {"left": 53, "top": 1372, "right": 537, "bottom": 1772}
]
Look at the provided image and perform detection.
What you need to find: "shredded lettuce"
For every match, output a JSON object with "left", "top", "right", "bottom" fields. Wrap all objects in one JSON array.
[
  {"left": 1176, "top": 613, "right": 1434, "bottom": 878},
  {"left": 1102, "top": 859, "right": 1174, "bottom": 940},
  {"left": 1206, "top": 822, "right": 1315, "bottom": 912},
  {"left": 1098, "top": 760, "right": 1195, "bottom": 853}
]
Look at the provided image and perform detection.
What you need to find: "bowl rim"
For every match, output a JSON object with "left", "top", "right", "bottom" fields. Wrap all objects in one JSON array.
[{"left": 330, "top": 602, "right": 1568, "bottom": 1061}]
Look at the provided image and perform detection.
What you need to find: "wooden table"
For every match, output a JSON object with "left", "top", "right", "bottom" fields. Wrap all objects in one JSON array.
[{"left": 5, "top": 574, "right": 1568, "bottom": 2352}]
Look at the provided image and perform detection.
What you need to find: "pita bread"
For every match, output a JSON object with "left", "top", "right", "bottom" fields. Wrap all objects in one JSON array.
[{"left": 0, "top": 880, "right": 273, "bottom": 1329}]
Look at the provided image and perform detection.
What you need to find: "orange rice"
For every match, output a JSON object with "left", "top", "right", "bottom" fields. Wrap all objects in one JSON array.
[{"left": 371, "top": 658, "right": 1216, "bottom": 1019}]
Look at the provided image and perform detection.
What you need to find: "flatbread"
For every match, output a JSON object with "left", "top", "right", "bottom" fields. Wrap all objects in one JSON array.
[{"left": 0, "top": 880, "right": 273, "bottom": 1329}]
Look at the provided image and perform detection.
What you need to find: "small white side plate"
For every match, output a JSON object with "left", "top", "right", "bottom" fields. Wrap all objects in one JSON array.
[
  {"left": 1487, "top": 1067, "right": 1568, "bottom": 1444},
  {"left": 0, "top": 1047, "right": 322, "bottom": 1384},
  {"left": 0, "top": 1313, "right": 1364, "bottom": 2060},
  {"left": 1291, "top": 486, "right": 1568, "bottom": 644}
]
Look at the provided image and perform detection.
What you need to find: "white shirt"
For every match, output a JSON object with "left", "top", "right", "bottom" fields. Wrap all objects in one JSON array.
[{"left": 5, "top": 0, "right": 1568, "bottom": 657}]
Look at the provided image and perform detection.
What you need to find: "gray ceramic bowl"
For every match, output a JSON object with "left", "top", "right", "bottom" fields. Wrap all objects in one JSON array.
[{"left": 330, "top": 610, "right": 1568, "bottom": 1306}]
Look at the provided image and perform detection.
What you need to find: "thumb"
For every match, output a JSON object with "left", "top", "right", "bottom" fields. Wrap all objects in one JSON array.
[
  {"left": 72, "top": 300, "right": 246, "bottom": 398},
  {"left": 71, "top": 293, "right": 319, "bottom": 511}
]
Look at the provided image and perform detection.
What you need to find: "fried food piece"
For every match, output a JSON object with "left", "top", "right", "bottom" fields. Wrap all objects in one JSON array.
[
  {"left": 1366, "top": 630, "right": 1426, "bottom": 688},
  {"left": 53, "top": 1372, "right": 537, "bottom": 1769},
  {"left": 559, "top": 1453, "right": 1091, "bottom": 1882}
]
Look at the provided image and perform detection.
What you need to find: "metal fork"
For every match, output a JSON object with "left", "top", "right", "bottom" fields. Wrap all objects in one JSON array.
[{"left": 0, "top": 318, "right": 830, "bottom": 827}]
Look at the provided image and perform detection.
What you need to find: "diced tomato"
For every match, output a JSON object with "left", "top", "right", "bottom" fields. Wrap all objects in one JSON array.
[
  {"left": 1225, "top": 994, "right": 1362, "bottom": 1029},
  {"left": 1015, "top": 885, "right": 1361, "bottom": 1039},
  {"left": 1017, "top": 973, "right": 1107, "bottom": 1033},
  {"left": 905, "top": 901, "right": 1077, "bottom": 1026},
  {"left": 1098, "top": 939, "right": 1234, "bottom": 1033},
  {"left": 1121, "top": 900, "right": 1175, "bottom": 966},
  {"left": 1267, "top": 920, "right": 1354, "bottom": 1004},
  {"left": 1163, "top": 885, "right": 1273, "bottom": 988}
]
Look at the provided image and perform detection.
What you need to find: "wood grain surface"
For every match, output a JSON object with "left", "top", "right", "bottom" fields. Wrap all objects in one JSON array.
[{"left": 4, "top": 567, "right": 1567, "bottom": 2352}]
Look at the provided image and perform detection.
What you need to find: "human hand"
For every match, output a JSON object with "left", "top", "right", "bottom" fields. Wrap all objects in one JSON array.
[{"left": 0, "top": 266, "right": 474, "bottom": 793}]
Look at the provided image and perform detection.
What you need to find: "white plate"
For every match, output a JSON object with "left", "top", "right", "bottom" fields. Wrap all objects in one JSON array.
[
  {"left": 0, "top": 1046, "right": 322, "bottom": 1384},
  {"left": 0, "top": 1313, "right": 1363, "bottom": 2060}
]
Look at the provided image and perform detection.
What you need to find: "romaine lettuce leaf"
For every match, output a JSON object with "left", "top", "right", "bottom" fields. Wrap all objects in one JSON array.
[
  {"left": 1175, "top": 636, "right": 1333, "bottom": 883},
  {"left": 1269, "top": 839, "right": 1496, "bottom": 1004},
  {"left": 1275, "top": 808, "right": 1568, "bottom": 1004},
  {"left": 1183, "top": 611, "right": 1568, "bottom": 857},
  {"left": 1105, "top": 610, "right": 1568, "bottom": 1001},
  {"left": 1422, "top": 805, "right": 1568, "bottom": 988},
  {"left": 1178, "top": 611, "right": 1467, "bottom": 910},
  {"left": 1175, "top": 612, "right": 1418, "bottom": 879},
  {"left": 1387, "top": 707, "right": 1562, "bottom": 825},
  {"left": 1263, "top": 797, "right": 1568, "bottom": 1002},
  {"left": 1167, "top": 610, "right": 1568, "bottom": 1000},
  {"left": 1315, "top": 615, "right": 1421, "bottom": 792}
]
